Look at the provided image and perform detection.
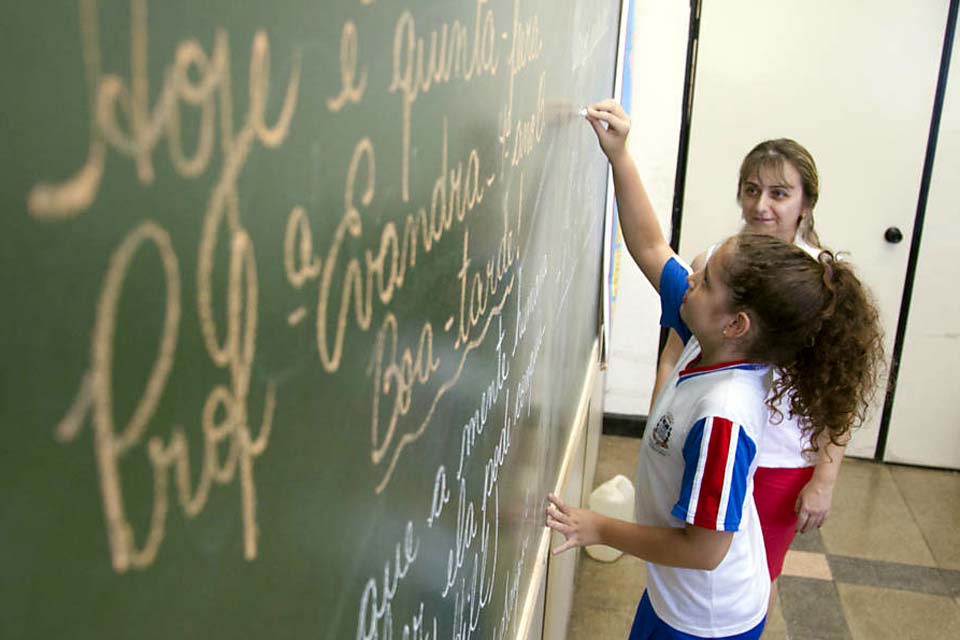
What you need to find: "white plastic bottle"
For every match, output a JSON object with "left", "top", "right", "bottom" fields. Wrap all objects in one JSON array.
[{"left": 585, "top": 474, "right": 636, "bottom": 562}]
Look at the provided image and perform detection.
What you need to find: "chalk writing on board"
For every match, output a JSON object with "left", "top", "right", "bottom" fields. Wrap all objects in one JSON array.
[
  {"left": 455, "top": 314, "right": 511, "bottom": 482},
  {"left": 18, "top": 1, "right": 615, "bottom": 637},
  {"left": 54, "top": 218, "right": 279, "bottom": 574},
  {"left": 50, "top": 0, "right": 298, "bottom": 572},
  {"left": 28, "top": 0, "right": 301, "bottom": 221},
  {"left": 390, "top": 1, "right": 501, "bottom": 202},
  {"left": 369, "top": 168, "right": 527, "bottom": 493},
  {"left": 327, "top": 20, "right": 368, "bottom": 112},
  {"left": 369, "top": 313, "right": 441, "bottom": 467},
  {"left": 369, "top": 11, "right": 553, "bottom": 492},
  {"left": 571, "top": 0, "right": 613, "bottom": 73},
  {"left": 359, "top": 149, "right": 553, "bottom": 634},
  {"left": 498, "top": 0, "right": 544, "bottom": 177},
  {"left": 358, "top": 251, "right": 548, "bottom": 636},
  {"left": 356, "top": 521, "right": 422, "bottom": 640},
  {"left": 288, "top": 124, "right": 486, "bottom": 375}
]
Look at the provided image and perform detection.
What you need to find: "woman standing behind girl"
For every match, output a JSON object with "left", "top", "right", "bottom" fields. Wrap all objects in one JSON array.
[
  {"left": 545, "top": 101, "right": 883, "bottom": 639},
  {"left": 653, "top": 139, "right": 846, "bottom": 587}
]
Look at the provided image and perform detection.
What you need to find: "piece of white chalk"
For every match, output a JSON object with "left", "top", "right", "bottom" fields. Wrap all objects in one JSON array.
[{"left": 577, "top": 107, "right": 588, "bottom": 118}]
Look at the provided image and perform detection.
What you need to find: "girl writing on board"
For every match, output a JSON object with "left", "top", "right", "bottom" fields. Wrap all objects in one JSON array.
[
  {"left": 652, "top": 139, "right": 848, "bottom": 599},
  {"left": 545, "top": 101, "right": 883, "bottom": 639}
]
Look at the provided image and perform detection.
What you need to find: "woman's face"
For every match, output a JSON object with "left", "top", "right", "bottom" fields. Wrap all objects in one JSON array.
[{"left": 739, "top": 161, "right": 809, "bottom": 244}]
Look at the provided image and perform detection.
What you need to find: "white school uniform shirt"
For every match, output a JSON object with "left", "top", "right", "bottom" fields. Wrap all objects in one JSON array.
[{"left": 635, "top": 256, "right": 771, "bottom": 637}]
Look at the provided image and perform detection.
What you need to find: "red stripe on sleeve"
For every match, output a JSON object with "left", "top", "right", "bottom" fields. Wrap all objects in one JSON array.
[{"left": 693, "top": 417, "right": 733, "bottom": 528}]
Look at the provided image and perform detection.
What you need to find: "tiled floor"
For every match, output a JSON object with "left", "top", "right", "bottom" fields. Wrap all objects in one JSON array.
[{"left": 567, "top": 435, "right": 960, "bottom": 639}]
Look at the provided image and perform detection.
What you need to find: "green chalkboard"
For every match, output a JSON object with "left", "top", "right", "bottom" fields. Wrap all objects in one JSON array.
[{"left": 0, "top": 1, "right": 621, "bottom": 637}]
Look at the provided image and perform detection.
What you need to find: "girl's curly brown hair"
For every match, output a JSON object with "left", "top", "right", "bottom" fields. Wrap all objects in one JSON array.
[{"left": 723, "top": 234, "right": 885, "bottom": 451}]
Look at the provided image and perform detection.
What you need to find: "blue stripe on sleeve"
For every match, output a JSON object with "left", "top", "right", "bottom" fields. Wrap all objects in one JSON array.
[
  {"left": 658, "top": 257, "right": 692, "bottom": 345},
  {"left": 721, "top": 429, "right": 758, "bottom": 531},
  {"left": 671, "top": 417, "right": 707, "bottom": 523}
]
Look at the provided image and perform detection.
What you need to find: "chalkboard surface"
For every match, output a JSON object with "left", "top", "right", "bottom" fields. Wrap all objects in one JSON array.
[{"left": 0, "top": 1, "right": 620, "bottom": 638}]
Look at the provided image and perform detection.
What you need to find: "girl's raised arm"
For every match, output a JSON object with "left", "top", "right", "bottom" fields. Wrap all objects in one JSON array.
[{"left": 587, "top": 100, "right": 675, "bottom": 292}]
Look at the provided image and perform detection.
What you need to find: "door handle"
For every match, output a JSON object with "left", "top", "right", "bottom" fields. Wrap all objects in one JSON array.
[{"left": 884, "top": 227, "right": 904, "bottom": 244}]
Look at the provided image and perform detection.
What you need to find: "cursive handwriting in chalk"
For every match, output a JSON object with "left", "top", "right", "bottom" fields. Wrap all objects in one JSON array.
[
  {"left": 368, "top": 313, "right": 440, "bottom": 467},
  {"left": 284, "top": 125, "right": 485, "bottom": 371},
  {"left": 371, "top": 169, "right": 527, "bottom": 494},
  {"left": 55, "top": 222, "right": 276, "bottom": 573},
  {"left": 455, "top": 314, "right": 510, "bottom": 481},
  {"left": 497, "top": 0, "right": 544, "bottom": 178},
  {"left": 28, "top": 0, "right": 301, "bottom": 220},
  {"left": 327, "top": 20, "right": 367, "bottom": 112},
  {"left": 356, "top": 521, "right": 421, "bottom": 640},
  {"left": 49, "top": 2, "right": 298, "bottom": 571},
  {"left": 389, "top": 1, "right": 500, "bottom": 202}
]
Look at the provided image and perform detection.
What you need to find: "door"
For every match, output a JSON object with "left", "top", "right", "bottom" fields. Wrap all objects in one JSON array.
[
  {"left": 885, "top": 19, "right": 960, "bottom": 470},
  {"left": 680, "top": 0, "right": 949, "bottom": 458}
]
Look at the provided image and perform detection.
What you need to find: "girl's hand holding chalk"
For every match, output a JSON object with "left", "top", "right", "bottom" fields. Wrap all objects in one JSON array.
[{"left": 584, "top": 100, "right": 630, "bottom": 161}]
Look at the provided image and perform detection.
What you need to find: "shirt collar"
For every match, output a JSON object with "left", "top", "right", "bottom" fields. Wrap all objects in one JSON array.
[{"left": 677, "top": 352, "right": 768, "bottom": 385}]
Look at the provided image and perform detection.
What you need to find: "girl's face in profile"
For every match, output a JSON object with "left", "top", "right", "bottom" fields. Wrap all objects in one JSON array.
[
  {"left": 739, "top": 161, "right": 808, "bottom": 244},
  {"left": 680, "top": 241, "right": 738, "bottom": 350}
]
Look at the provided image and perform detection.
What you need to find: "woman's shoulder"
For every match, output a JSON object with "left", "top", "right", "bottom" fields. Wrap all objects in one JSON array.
[{"left": 794, "top": 235, "right": 822, "bottom": 259}]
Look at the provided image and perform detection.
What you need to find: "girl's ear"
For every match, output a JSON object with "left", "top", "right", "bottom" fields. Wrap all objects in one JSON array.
[{"left": 723, "top": 311, "right": 752, "bottom": 340}]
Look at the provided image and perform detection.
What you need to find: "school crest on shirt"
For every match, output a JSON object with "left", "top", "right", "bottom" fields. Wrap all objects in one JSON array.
[{"left": 650, "top": 412, "right": 673, "bottom": 455}]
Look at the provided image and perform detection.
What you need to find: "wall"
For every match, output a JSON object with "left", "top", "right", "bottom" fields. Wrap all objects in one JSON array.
[
  {"left": 603, "top": 0, "right": 690, "bottom": 417},
  {"left": 681, "top": 0, "right": 948, "bottom": 458},
  {"left": 605, "top": 0, "right": 956, "bottom": 469}
]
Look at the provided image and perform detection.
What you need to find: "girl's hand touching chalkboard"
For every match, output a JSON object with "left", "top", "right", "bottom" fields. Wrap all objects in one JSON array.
[
  {"left": 585, "top": 99, "right": 630, "bottom": 162},
  {"left": 545, "top": 493, "right": 602, "bottom": 554},
  {"left": 547, "top": 490, "right": 737, "bottom": 569}
]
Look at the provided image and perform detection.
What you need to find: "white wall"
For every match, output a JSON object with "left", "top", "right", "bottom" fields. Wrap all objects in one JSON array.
[
  {"left": 681, "top": 0, "right": 948, "bottom": 458},
  {"left": 603, "top": 0, "right": 690, "bottom": 416},
  {"left": 604, "top": 1, "right": 953, "bottom": 465}
]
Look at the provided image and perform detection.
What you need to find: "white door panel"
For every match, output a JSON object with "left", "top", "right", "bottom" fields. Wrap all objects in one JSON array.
[
  {"left": 682, "top": 0, "right": 949, "bottom": 457},
  {"left": 886, "top": 24, "right": 960, "bottom": 469}
]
